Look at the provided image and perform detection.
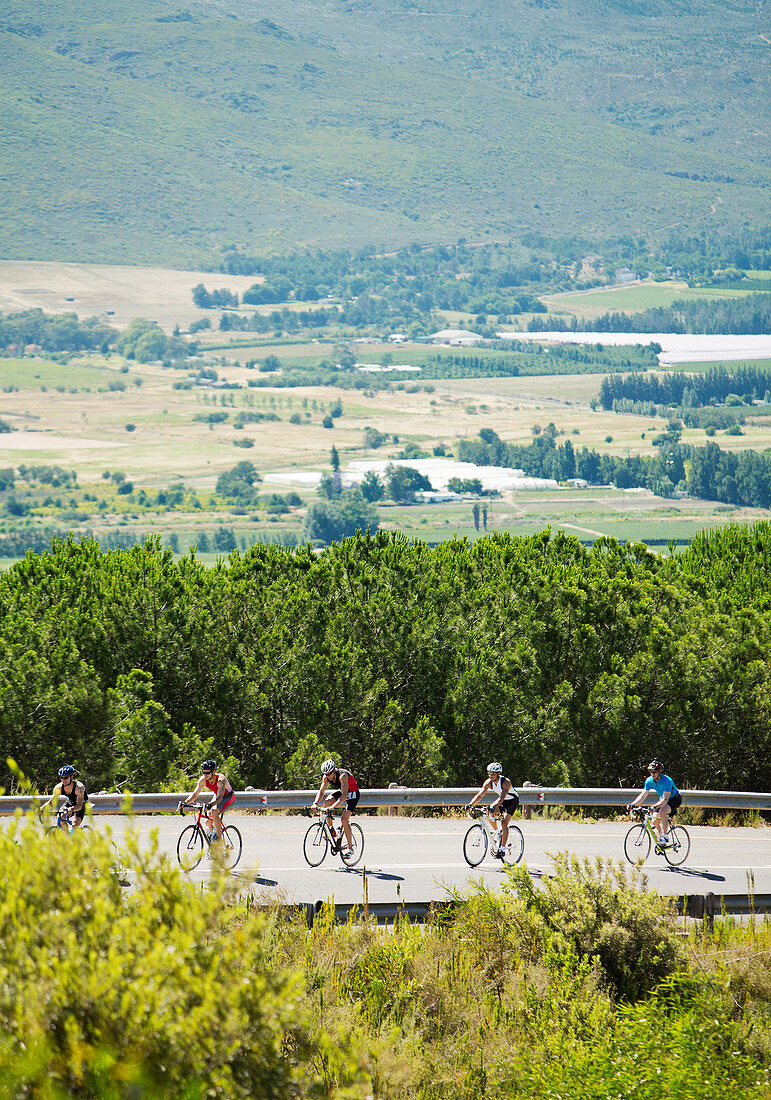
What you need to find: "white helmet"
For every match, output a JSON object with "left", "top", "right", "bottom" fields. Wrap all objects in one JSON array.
[
  {"left": 487, "top": 761, "right": 503, "bottom": 774},
  {"left": 321, "top": 759, "right": 337, "bottom": 775}
]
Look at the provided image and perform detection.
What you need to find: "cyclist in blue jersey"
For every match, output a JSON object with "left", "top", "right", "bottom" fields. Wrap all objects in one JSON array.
[{"left": 628, "top": 760, "right": 682, "bottom": 847}]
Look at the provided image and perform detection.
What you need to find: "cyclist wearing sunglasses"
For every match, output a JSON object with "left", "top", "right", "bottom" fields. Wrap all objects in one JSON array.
[
  {"left": 40, "top": 764, "right": 89, "bottom": 828},
  {"left": 628, "top": 760, "right": 682, "bottom": 847},
  {"left": 466, "top": 762, "right": 520, "bottom": 859},
  {"left": 178, "top": 760, "right": 235, "bottom": 841},
  {"left": 311, "top": 760, "right": 360, "bottom": 855}
]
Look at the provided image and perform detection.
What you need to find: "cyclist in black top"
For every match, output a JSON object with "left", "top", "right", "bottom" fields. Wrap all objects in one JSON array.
[{"left": 40, "top": 764, "right": 89, "bottom": 828}]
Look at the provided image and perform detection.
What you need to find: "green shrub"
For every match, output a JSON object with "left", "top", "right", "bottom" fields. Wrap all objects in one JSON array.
[
  {"left": 0, "top": 815, "right": 370, "bottom": 1098},
  {"left": 504, "top": 854, "right": 683, "bottom": 1000}
]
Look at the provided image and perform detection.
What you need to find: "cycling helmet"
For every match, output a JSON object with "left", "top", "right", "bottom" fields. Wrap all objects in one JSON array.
[
  {"left": 487, "top": 761, "right": 503, "bottom": 774},
  {"left": 201, "top": 759, "right": 217, "bottom": 772},
  {"left": 320, "top": 759, "right": 337, "bottom": 775},
  {"left": 58, "top": 764, "right": 75, "bottom": 778},
  {"left": 647, "top": 759, "right": 664, "bottom": 773}
]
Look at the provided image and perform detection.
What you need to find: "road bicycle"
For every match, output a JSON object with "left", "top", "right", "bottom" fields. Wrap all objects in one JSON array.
[
  {"left": 39, "top": 805, "right": 93, "bottom": 842},
  {"left": 303, "top": 810, "right": 364, "bottom": 868},
  {"left": 176, "top": 803, "right": 242, "bottom": 870},
  {"left": 624, "top": 807, "right": 690, "bottom": 867},
  {"left": 463, "top": 807, "right": 524, "bottom": 867}
]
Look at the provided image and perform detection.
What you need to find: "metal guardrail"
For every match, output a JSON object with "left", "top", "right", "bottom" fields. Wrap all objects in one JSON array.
[
  {"left": 0, "top": 786, "right": 769, "bottom": 815},
  {"left": 279, "top": 892, "right": 771, "bottom": 927}
]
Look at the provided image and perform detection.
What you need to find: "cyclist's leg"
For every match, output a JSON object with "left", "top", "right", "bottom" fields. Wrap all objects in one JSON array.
[
  {"left": 209, "top": 804, "right": 223, "bottom": 839},
  {"left": 499, "top": 810, "right": 512, "bottom": 850},
  {"left": 211, "top": 792, "right": 236, "bottom": 840},
  {"left": 340, "top": 792, "right": 359, "bottom": 849},
  {"left": 499, "top": 793, "right": 519, "bottom": 851},
  {"left": 319, "top": 792, "right": 341, "bottom": 843}
]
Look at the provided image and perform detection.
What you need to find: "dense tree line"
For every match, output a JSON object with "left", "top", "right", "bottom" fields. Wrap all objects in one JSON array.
[
  {"left": 219, "top": 228, "right": 771, "bottom": 306},
  {"left": 530, "top": 293, "right": 771, "bottom": 335},
  {"left": 598, "top": 366, "right": 771, "bottom": 410},
  {"left": 458, "top": 426, "right": 771, "bottom": 508},
  {"left": 1, "top": 527, "right": 768, "bottom": 799},
  {"left": 0, "top": 309, "right": 116, "bottom": 353}
]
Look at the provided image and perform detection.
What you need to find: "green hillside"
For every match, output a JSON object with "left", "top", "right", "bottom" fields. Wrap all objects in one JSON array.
[{"left": 1, "top": 0, "right": 768, "bottom": 265}]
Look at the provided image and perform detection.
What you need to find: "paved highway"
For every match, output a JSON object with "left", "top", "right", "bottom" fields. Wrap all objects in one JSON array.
[{"left": 91, "top": 813, "right": 770, "bottom": 906}]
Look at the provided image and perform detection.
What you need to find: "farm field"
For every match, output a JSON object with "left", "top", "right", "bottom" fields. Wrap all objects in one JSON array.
[
  {"left": 1, "top": 343, "right": 768, "bottom": 561},
  {"left": 2, "top": 262, "right": 771, "bottom": 562},
  {"left": 543, "top": 276, "right": 770, "bottom": 320}
]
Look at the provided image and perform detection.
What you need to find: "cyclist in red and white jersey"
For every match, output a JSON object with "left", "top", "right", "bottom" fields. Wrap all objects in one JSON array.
[
  {"left": 311, "top": 760, "right": 360, "bottom": 856},
  {"left": 178, "top": 760, "right": 235, "bottom": 841}
]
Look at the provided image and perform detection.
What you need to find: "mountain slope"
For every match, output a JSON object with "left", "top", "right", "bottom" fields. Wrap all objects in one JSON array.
[{"left": 1, "top": 0, "right": 768, "bottom": 264}]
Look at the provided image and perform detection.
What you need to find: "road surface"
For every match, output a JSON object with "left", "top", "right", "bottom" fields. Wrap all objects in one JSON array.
[{"left": 86, "top": 813, "right": 770, "bottom": 906}]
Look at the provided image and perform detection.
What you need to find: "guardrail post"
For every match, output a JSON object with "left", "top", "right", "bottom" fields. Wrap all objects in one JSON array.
[
  {"left": 522, "top": 781, "right": 533, "bottom": 820},
  {"left": 388, "top": 782, "right": 402, "bottom": 816}
]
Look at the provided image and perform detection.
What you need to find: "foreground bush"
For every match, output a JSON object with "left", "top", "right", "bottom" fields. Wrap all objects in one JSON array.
[
  {"left": 1, "top": 822, "right": 768, "bottom": 1099},
  {"left": 0, "top": 817, "right": 369, "bottom": 1098}
]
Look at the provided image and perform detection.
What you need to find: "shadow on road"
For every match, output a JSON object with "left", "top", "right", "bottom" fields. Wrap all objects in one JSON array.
[
  {"left": 661, "top": 866, "right": 725, "bottom": 882},
  {"left": 330, "top": 866, "right": 405, "bottom": 882}
]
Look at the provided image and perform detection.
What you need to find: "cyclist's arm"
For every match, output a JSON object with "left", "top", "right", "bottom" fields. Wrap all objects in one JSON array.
[
  {"left": 467, "top": 778, "right": 492, "bottom": 809},
  {"left": 40, "top": 783, "right": 62, "bottom": 813},
  {"left": 71, "top": 782, "right": 86, "bottom": 814},
  {"left": 335, "top": 773, "right": 349, "bottom": 804},
  {"left": 180, "top": 777, "right": 205, "bottom": 807},
  {"left": 311, "top": 777, "right": 328, "bottom": 809}
]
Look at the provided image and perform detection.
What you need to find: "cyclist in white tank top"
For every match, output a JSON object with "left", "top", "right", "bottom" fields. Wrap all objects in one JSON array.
[{"left": 466, "top": 762, "right": 520, "bottom": 859}]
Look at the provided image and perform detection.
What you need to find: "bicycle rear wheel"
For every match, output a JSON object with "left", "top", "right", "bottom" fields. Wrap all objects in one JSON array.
[
  {"left": 340, "top": 822, "right": 364, "bottom": 867},
  {"left": 502, "top": 825, "right": 525, "bottom": 865},
  {"left": 624, "top": 824, "right": 651, "bottom": 863},
  {"left": 663, "top": 825, "right": 690, "bottom": 866},
  {"left": 177, "top": 824, "right": 204, "bottom": 870},
  {"left": 220, "top": 825, "right": 242, "bottom": 869},
  {"left": 463, "top": 823, "right": 488, "bottom": 867},
  {"left": 303, "top": 821, "right": 329, "bottom": 867}
]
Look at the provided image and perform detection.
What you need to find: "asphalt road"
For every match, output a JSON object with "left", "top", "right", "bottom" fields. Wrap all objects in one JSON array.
[{"left": 88, "top": 813, "right": 770, "bottom": 905}]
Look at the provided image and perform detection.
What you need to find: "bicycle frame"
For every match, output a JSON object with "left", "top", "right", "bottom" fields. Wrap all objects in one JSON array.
[
  {"left": 186, "top": 803, "right": 221, "bottom": 844},
  {"left": 177, "top": 802, "right": 242, "bottom": 870}
]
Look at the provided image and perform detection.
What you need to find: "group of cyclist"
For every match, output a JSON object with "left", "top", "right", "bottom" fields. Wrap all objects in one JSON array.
[{"left": 42, "top": 754, "right": 680, "bottom": 850}]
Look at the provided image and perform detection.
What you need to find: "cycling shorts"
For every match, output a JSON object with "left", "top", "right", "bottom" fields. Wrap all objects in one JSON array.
[
  {"left": 330, "top": 789, "right": 359, "bottom": 812},
  {"left": 664, "top": 793, "right": 682, "bottom": 817},
  {"left": 499, "top": 793, "right": 520, "bottom": 816},
  {"left": 217, "top": 790, "right": 236, "bottom": 814}
]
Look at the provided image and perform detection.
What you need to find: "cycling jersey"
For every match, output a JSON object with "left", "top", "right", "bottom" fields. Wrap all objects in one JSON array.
[
  {"left": 61, "top": 780, "right": 88, "bottom": 808},
  {"left": 644, "top": 774, "right": 680, "bottom": 800},
  {"left": 490, "top": 776, "right": 519, "bottom": 813},
  {"left": 334, "top": 769, "right": 359, "bottom": 793},
  {"left": 204, "top": 773, "right": 233, "bottom": 796}
]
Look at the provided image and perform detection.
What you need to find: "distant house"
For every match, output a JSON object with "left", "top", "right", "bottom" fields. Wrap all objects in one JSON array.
[
  {"left": 614, "top": 268, "right": 637, "bottom": 284},
  {"left": 388, "top": 333, "right": 406, "bottom": 343},
  {"left": 429, "top": 328, "right": 484, "bottom": 346}
]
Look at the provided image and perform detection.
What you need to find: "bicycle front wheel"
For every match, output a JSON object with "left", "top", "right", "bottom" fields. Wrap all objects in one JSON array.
[
  {"left": 663, "top": 825, "right": 690, "bottom": 866},
  {"left": 463, "top": 823, "right": 488, "bottom": 867},
  {"left": 177, "top": 824, "right": 204, "bottom": 870},
  {"left": 221, "top": 825, "right": 242, "bottom": 870},
  {"left": 624, "top": 824, "right": 651, "bottom": 864},
  {"left": 303, "top": 822, "right": 329, "bottom": 867},
  {"left": 502, "top": 825, "right": 525, "bottom": 866},
  {"left": 341, "top": 822, "right": 364, "bottom": 867}
]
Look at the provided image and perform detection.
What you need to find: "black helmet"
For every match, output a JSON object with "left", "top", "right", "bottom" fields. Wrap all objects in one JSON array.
[
  {"left": 58, "top": 764, "right": 75, "bottom": 778},
  {"left": 201, "top": 759, "right": 217, "bottom": 772},
  {"left": 647, "top": 760, "right": 664, "bottom": 773}
]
